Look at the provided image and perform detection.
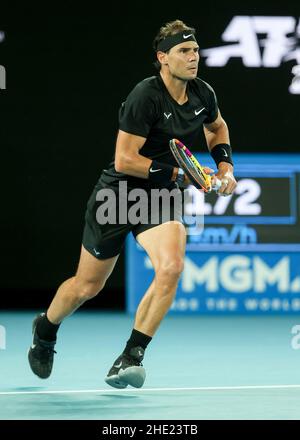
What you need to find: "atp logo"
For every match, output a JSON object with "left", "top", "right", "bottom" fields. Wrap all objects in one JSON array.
[{"left": 201, "top": 16, "right": 300, "bottom": 95}]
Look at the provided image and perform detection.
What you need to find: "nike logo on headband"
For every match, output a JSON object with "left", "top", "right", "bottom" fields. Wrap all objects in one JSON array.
[{"left": 183, "top": 34, "right": 193, "bottom": 39}]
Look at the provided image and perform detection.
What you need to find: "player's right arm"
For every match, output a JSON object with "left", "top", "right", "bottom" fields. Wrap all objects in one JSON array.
[
  {"left": 115, "top": 129, "right": 178, "bottom": 181},
  {"left": 115, "top": 130, "right": 152, "bottom": 178}
]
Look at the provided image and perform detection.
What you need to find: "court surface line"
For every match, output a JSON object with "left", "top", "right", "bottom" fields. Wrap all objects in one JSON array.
[{"left": 0, "top": 384, "right": 300, "bottom": 396}]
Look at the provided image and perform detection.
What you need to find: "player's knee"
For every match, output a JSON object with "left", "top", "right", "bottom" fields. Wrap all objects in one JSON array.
[
  {"left": 156, "top": 258, "right": 184, "bottom": 281},
  {"left": 74, "top": 278, "right": 106, "bottom": 301}
]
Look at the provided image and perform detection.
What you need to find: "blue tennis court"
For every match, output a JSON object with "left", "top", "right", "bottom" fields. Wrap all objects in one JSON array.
[{"left": 1, "top": 311, "right": 299, "bottom": 420}]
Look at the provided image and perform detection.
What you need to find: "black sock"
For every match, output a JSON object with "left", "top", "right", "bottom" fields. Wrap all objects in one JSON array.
[
  {"left": 36, "top": 313, "right": 60, "bottom": 342},
  {"left": 123, "top": 329, "right": 152, "bottom": 355}
]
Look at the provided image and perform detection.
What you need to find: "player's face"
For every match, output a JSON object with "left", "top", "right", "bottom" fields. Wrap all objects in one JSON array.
[{"left": 167, "top": 41, "right": 200, "bottom": 80}]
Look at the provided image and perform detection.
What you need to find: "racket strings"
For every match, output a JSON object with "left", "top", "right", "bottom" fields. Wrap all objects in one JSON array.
[{"left": 170, "top": 142, "right": 210, "bottom": 192}]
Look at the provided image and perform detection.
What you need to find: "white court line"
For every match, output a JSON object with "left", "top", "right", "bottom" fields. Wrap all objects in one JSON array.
[{"left": 0, "top": 384, "right": 300, "bottom": 396}]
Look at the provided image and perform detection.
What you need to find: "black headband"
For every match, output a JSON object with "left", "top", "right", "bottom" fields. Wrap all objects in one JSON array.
[{"left": 156, "top": 31, "right": 197, "bottom": 52}]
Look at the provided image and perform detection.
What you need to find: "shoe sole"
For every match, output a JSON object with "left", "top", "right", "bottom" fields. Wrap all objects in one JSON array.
[
  {"left": 119, "top": 366, "right": 146, "bottom": 388},
  {"left": 104, "top": 374, "right": 128, "bottom": 389}
]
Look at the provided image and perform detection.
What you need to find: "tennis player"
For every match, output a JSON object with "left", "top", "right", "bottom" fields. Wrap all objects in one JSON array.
[{"left": 28, "top": 19, "right": 237, "bottom": 388}]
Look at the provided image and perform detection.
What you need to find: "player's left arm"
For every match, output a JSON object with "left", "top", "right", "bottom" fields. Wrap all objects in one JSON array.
[{"left": 204, "top": 110, "right": 237, "bottom": 196}]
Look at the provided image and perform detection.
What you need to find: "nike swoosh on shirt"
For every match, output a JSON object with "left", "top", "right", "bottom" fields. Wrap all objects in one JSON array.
[{"left": 195, "top": 107, "right": 205, "bottom": 115}]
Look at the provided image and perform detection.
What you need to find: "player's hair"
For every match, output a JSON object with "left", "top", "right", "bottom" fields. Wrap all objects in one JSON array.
[{"left": 152, "top": 19, "right": 196, "bottom": 70}]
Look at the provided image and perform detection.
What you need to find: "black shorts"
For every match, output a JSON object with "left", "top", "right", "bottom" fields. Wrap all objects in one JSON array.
[{"left": 82, "top": 176, "right": 184, "bottom": 259}]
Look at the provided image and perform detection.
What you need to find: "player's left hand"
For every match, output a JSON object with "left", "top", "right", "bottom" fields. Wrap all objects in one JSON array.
[
  {"left": 180, "top": 167, "right": 214, "bottom": 188},
  {"left": 213, "top": 163, "right": 237, "bottom": 197}
]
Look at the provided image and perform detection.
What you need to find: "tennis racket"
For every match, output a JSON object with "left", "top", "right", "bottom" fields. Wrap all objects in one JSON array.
[{"left": 169, "top": 138, "right": 221, "bottom": 193}]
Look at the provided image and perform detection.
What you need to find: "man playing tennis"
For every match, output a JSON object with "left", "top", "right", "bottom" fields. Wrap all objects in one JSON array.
[{"left": 28, "top": 19, "right": 237, "bottom": 388}]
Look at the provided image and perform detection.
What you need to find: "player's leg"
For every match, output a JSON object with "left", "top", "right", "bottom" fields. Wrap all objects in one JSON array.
[
  {"left": 105, "top": 221, "right": 186, "bottom": 389},
  {"left": 134, "top": 220, "right": 186, "bottom": 335},
  {"left": 28, "top": 174, "right": 129, "bottom": 379},
  {"left": 28, "top": 246, "right": 119, "bottom": 379},
  {"left": 47, "top": 245, "right": 119, "bottom": 324}
]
